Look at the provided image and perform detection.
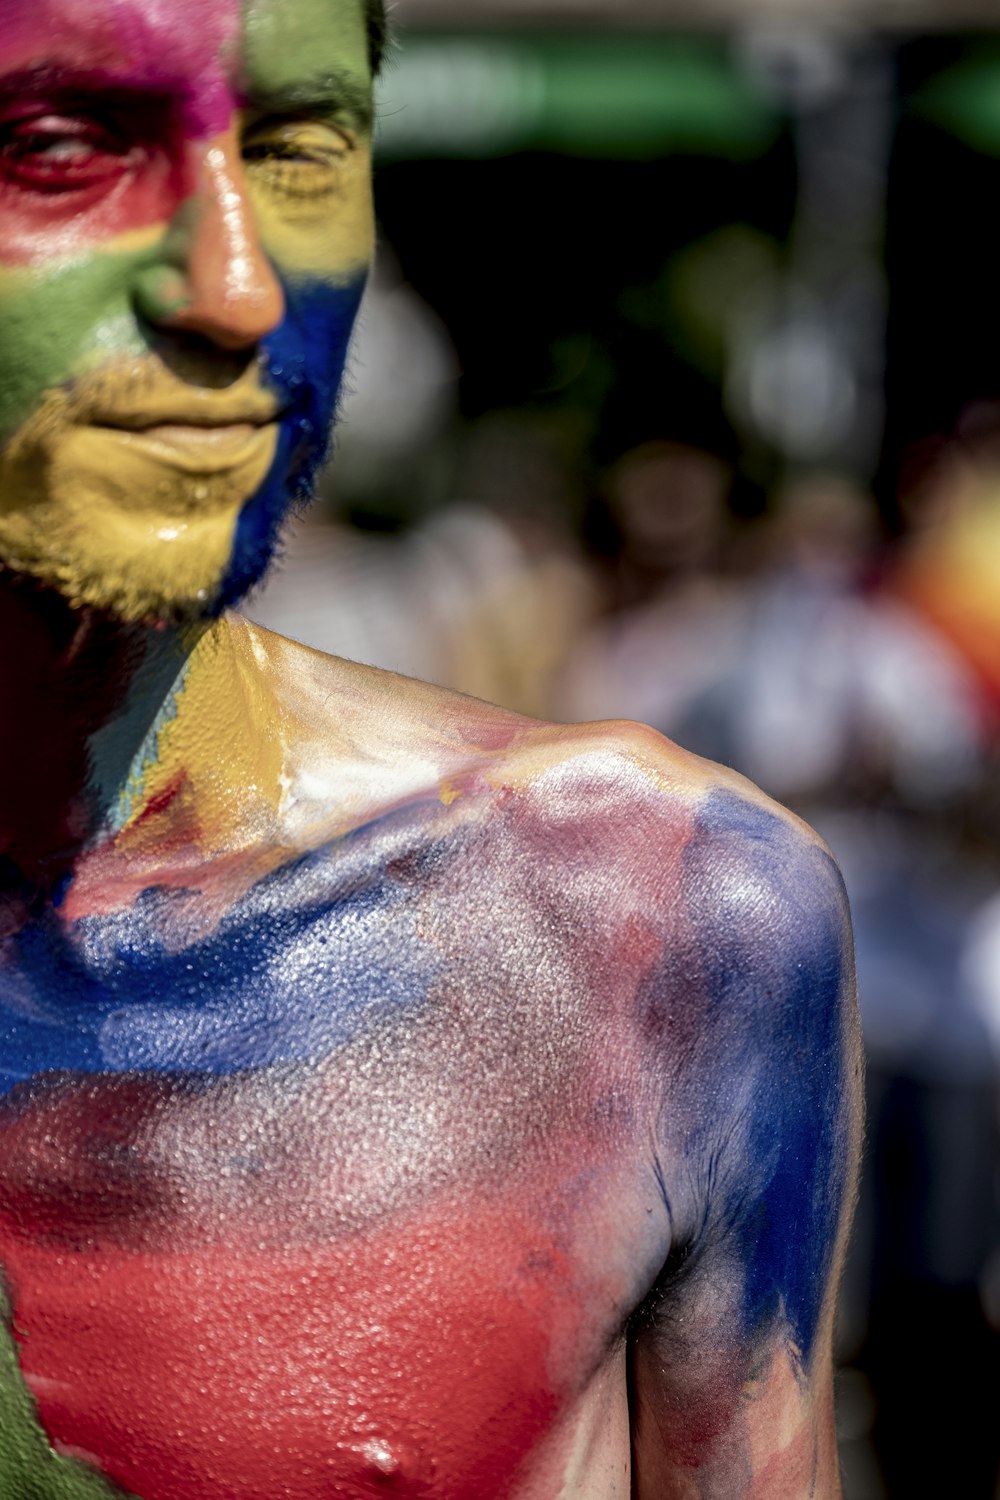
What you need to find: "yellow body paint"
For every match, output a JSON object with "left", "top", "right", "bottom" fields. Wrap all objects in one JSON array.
[
  {"left": 256, "top": 143, "right": 375, "bottom": 278},
  {"left": 0, "top": 375, "right": 279, "bottom": 619}
]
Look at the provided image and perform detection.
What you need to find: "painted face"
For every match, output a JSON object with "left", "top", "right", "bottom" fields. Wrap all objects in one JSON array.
[{"left": 0, "top": 0, "right": 374, "bottom": 622}]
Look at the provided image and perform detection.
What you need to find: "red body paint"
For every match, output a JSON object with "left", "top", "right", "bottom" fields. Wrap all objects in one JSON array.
[
  {"left": 0, "top": 891, "right": 652, "bottom": 1500},
  {"left": 3, "top": 1207, "right": 565, "bottom": 1498},
  {"left": 0, "top": 123, "right": 186, "bottom": 263}
]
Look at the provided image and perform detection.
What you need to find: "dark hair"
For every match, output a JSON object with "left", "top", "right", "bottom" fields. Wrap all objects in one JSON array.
[{"left": 366, "top": 0, "right": 389, "bottom": 75}]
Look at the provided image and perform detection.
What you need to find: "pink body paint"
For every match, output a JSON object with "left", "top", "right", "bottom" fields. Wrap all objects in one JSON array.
[{"left": 0, "top": 0, "right": 240, "bottom": 138}]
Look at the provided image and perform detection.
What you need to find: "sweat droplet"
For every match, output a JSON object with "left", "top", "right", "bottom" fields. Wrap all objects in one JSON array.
[{"left": 193, "top": 485, "right": 209, "bottom": 502}]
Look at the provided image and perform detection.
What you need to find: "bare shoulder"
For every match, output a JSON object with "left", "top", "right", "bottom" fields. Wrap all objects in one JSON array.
[
  {"left": 245, "top": 619, "right": 853, "bottom": 966},
  {"left": 479, "top": 711, "right": 853, "bottom": 956},
  {"left": 246, "top": 610, "right": 743, "bottom": 803},
  {"left": 477, "top": 712, "right": 859, "bottom": 1115}
]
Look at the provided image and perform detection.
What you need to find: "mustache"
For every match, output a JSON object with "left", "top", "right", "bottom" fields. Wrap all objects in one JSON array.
[{"left": 58, "top": 354, "right": 288, "bottom": 430}]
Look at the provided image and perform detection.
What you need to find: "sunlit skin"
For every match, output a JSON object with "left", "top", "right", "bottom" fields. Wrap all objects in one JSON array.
[{"left": 0, "top": 1, "right": 863, "bottom": 1497}]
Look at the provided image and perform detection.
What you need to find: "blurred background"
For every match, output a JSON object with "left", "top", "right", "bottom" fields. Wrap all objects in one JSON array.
[{"left": 251, "top": 1, "right": 1000, "bottom": 1490}]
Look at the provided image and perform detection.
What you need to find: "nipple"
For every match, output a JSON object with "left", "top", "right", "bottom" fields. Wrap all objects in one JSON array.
[
  {"left": 360, "top": 1438, "right": 402, "bottom": 1476},
  {"left": 345, "top": 1436, "right": 431, "bottom": 1487}
]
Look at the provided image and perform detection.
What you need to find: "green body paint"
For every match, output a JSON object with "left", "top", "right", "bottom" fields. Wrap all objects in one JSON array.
[
  {"left": 0, "top": 251, "right": 151, "bottom": 447},
  {"left": 0, "top": 1294, "right": 135, "bottom": 1499},
  {"left": 242, "top": 0, "right": 373, "bottom": 115}
]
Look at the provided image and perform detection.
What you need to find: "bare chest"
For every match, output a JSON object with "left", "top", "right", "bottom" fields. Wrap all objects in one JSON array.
[{"left": 0, "top": 826, "right": 656, "bottom": 1500}]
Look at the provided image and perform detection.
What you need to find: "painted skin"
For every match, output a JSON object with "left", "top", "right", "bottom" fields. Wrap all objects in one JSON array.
[
  {"left": 0, "top": 1, "right": 864, "bottom": 1496},
  {"left": 0, "top": 0, "right": 371, "bottom": 620}
]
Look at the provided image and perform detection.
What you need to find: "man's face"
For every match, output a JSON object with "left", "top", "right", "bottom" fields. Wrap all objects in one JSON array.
[{"left": 0, "top": 0, "right": 374, "bottom": 622}]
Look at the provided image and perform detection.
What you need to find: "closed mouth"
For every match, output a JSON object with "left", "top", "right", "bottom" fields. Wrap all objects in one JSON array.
[
  {"left": 92, "top": 410, "right": 281, "bottom": 432},
  {"left": 86, "top": 418, "right": 281, "bottom": 475},
  {"left": 86, "top": 388, "right": 284, "bottom": 432}
]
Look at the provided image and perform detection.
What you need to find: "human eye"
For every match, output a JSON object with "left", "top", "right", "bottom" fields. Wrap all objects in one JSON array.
[
  {"left": 241, "top": 118, "right": 350, "bottom": 202},
  {"left": 0, "top": 109, "right": 134, "bottom": 192}
]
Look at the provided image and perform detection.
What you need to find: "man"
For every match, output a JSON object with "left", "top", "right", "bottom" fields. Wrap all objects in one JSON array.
[{"left": 0, "top": 0, "right": 862, "bottom": 1495}]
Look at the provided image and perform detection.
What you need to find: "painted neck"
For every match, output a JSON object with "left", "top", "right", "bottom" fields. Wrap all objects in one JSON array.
[{"left": 0, "top": 569, "right": 199, "bottom": 910}]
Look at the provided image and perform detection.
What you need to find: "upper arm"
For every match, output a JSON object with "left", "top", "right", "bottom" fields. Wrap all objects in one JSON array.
[{"left": 630, "top": 788, "right": 862, "bottom": 1500}]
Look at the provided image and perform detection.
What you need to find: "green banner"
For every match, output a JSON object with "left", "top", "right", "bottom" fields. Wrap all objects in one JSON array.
[{"left": 376, "top": 34, "right": 778, "bottom": 161}]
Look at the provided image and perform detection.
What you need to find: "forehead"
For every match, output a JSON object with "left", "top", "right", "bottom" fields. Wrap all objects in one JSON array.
[{"left": 0, "top": 0, "right": 370, "bottom": 130}]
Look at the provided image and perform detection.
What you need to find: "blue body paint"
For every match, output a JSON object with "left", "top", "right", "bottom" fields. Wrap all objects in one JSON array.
[
  {"left": 682, "top": 790, "right": 851, "bottom": 1367},
  {"left": 0, "top": 811, "right": 440, "bottom": 1088},
  {"left": 217, "top": 274, "right": 366, "bottom": 610}
]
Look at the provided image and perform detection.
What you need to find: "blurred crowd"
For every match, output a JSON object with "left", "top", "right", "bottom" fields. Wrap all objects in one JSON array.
[{"left": 252, "top": 232, "right": 1000, "bottom": 1497}]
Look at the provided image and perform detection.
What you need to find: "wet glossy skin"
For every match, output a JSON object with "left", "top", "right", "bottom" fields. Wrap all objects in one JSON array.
[
  {"left": 0, "top": 1, "right": 863, "bottom": 1496},
  {"left": 0, "top": 646, "right": 862, "bottom": 1500}
]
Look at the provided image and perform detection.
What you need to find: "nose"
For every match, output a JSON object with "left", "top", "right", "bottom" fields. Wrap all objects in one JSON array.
[{"left": 134, "top": 133, "right": 285, "bottom": 350}]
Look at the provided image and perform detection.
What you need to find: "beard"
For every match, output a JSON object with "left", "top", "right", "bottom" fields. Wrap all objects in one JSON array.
[{"left": 0, "top": 277, "right": 363, "bottom": 627}]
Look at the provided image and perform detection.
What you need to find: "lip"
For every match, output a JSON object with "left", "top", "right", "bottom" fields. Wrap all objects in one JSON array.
[
  {"left": 90, "top": 420, "right": 280, "bottom": 475},
  {"left": 87, "top": 392, "right": 284, "bottom": 431}
]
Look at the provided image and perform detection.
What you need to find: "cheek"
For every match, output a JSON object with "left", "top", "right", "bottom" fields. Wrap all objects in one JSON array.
[
  {"left": 0, "top": 243, "right": 152, "bottom": 439},
  {"left": 265, "top": 273, "right": 367, "bottom": 418},
  {"left": 0, "top": 163, "right": 181, "bottom": 268},
  {"left": 214, "top": 274, "right": 366, "bottom": 610}
]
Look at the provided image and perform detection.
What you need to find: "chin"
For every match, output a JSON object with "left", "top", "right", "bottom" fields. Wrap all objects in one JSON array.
[
  {"left": 1, "top": 544, "right": 229, "bottom": 631},
  {"left": 0, "top": 493, "right": 292, "bottom": 628}
]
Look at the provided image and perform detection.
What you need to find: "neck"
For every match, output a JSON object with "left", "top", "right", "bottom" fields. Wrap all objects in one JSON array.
[{"left": 0, "top": 570, "right": 200, "bottom": 909}]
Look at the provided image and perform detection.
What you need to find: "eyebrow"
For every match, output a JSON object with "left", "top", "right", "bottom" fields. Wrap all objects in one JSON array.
[
  {"left": 242, "top": 71, "right": 374, "bottom": 133},
  {"left": 0, "top": 61, "right": 175, "bottom": 102},
  {"left": 0, "top": 62, "right": 374, "bottom": 132}
]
